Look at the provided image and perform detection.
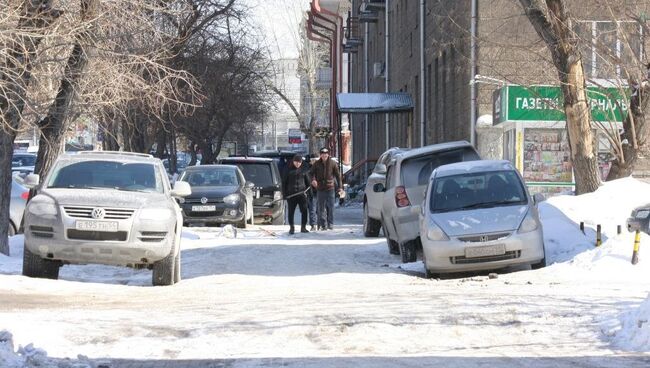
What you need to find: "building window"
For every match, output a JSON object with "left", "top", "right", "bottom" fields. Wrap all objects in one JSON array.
[{"left": 575, "top": 20, "right": 643, "bottom": 80}]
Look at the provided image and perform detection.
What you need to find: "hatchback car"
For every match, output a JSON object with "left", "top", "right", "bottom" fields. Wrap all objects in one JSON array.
[
  {"left": 178, "top": 165, "right": 254, "bottom": 228},
  {"left": 419, "top": 160, "right": 546, "bottom": 278},
  {"left": 363, "top": 147, "right": 409, "bottom": 238},
  {"left": 22, "top": 151, "right": 191, "bottom": 286},
  {"left": 218, "top": 157, "right": 285, "bottom": 224},
  {"left": 373, "top": 141, "right": 480, "bottom": 262}
]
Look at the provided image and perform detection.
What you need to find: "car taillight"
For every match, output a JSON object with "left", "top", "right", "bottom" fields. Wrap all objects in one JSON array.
[
  {"left": 395, "top": 186, "right": 411, "bottom": 207},
  {"left": 21, "top": 191, "right": 29, "bottom": 200}
]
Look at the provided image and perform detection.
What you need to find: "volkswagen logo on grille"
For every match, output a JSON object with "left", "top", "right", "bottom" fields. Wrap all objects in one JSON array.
[
  {"left": 200, "top": 197, "right": 208, "bottom": 204},
  {"left": 479, "top": 235, "right": 489, "bottom": 242},
  {"left": 91, "top": 208, "right": 105, "bottom": 219}
]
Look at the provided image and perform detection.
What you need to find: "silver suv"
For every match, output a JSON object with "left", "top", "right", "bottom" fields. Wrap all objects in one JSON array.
[
  {"left": 22, "top": 151, "right": 191, "bottom": 286},
  {"left": 373, "top": 141, "right": 480, "bottom": 263}
]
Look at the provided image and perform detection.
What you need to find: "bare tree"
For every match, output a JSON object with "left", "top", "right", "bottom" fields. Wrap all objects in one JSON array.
[{"left": 519, "top": 0, "right": 601, "bottom": 194}]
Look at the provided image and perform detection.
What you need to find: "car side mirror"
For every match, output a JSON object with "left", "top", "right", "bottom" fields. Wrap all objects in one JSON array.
[
  {"left": 373, "top": 183, "right": 385, "bottom": 193},
  {"left": 23, "top": 174, "right": 40, "bottom": 189},
  {"left": 374, "top": 164, "right": 387, "bottom": 175},
  {"left": 245, "top": 181, "right": 255, "bottom": 189},
  {"left": 171, "top": 181, "right": 191, "bottom": 198},
  {"left": 533, "top": 193, "right": 545, "bottom": 205}
]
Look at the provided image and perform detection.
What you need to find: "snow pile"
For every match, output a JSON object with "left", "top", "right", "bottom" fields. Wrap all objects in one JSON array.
[
  {"left": 539, "top": 177, "right": 650, "bottom": 351},
  {"left": 0, "top": 331, "right": 53, "bottom": 368}
]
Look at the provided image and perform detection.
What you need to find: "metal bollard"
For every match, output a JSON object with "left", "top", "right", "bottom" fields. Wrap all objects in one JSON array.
[
  {"left": 596, "top": 224, "right": 602, "bottom": 247},
  {"left": 617, "top": 225, "right": 622, "bottom": 235},
  {"left": 580, "top": 222, "right": 585, "bottom": 234},
  {"left": 632, "top": 230, "right": 641, "bottom": 265}
]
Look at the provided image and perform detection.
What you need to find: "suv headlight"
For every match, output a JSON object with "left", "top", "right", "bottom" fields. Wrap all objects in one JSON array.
[
  {"left": 426, "top": 219, "right": 449, "bottom": 241},
  {"left": 518, "top": 211, "right": 539, "bottom": 234},
  {"left": 223, "top": 193, "right": 240, "bottom": 205},
  {"left": 273, "top": 191, "right": 282, "bottom": 201},
  {"left": 28, "top": 200, "right": 58, "bottom": 217},
  {"left": 140, "top": 208, "right": 173, "bottom": 221}
]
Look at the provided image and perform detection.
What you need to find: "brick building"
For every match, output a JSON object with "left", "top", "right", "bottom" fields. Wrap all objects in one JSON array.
[{"left": 345, "top": 0, "right": 648, "bottom": 173}]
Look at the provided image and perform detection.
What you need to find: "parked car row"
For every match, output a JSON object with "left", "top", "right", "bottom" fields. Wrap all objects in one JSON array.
[
  {"left": 363, "top": 141, "right": 546, "bottom": 277},
  {"left": 15, "top": 149, "right": 300, "bottom": 285}
]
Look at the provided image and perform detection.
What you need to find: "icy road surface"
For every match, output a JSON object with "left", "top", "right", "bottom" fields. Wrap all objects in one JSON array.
[{"left": 1, "top": 206, "right": 649, "bottom": 367}]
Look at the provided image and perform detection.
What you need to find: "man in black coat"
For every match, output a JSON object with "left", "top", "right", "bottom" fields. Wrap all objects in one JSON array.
[{"left": 282, "top": 154, "right": 311, "bottom": 234}]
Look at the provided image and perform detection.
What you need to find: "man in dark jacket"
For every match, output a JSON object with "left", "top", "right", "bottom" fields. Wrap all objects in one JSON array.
[
  {"left": 310, "top": 147, "right": 343, "bottom": 230},
  {"left": 282, "top": 154, "right": 311, "bottom": 234}
]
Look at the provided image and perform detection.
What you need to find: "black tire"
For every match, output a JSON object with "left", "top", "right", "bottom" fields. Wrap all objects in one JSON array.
[
  {"left": 153, "top": 243, "right": 176, "bottom": 286},
  {"left": 531, "top": 257, "right": 546, "bottom": 270},
  {"left": 363, "top": 204, "right": 381, "bottom": 237},
  {"left": 399, "top": 240, "right": 418, "bottom": 263},
  {"left": 383, "top": 223, "right": 400, "bottom": 255},
  {"left": 236, "top": 218, "right": 247, "bottom": 229},
  {"left": 22, "top": 244, "right": 59, "bottom": 279}
]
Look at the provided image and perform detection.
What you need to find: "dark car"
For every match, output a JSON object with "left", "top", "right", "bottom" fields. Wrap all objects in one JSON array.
[
  {"left": 12, "top": 152, "right": 37, "bottom": 167},
  {"left": 249, "top": 150, "right": 303, "bottom": 177},
  {"left": 178, "top": 165, "right": 254, "bottom": 228},
  {"left": 628, "top": 205, "right": 650, "bottom": 234},
  {"left": 218, "top": 157, "right": 285, "bottom": 225}
]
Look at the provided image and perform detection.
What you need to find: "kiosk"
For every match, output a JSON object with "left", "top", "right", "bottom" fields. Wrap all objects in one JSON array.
[{"left": 493, "top": 85, "right": 627, "bottom": 194}]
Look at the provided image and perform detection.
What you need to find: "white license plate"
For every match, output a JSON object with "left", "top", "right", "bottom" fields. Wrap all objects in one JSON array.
[
  {"left": 192, "top": 205, "right": 216, "bottom": 212},
  {"left": 75, "top": 220, "right": 118, "bottom": 232},
  {"left": 465, "top": 244, "right": 506, "bottom": 258}
]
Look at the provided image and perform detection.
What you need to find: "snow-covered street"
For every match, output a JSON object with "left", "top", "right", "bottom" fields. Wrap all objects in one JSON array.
[{"left": 2, "top": 179, "right": 650, "bottom": 367}]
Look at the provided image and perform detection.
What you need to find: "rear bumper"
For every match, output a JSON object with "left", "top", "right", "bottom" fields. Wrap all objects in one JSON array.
[
  {"left": 254, "top": 201, "right": 284, "bottom": 222},
  {"left": 390, "top": 207, "right": 420, "bottom": 244}
]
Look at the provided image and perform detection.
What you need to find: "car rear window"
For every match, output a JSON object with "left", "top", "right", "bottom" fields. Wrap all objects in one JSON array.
[
  {"left": 179, "top": 168, "right": 240, "bottom": 187},
  {"left": 227, "top": 162, "right": 275, "bottom": 187},
  {"left": 401, "top": 147, "right": 480, "bottom": 188}
]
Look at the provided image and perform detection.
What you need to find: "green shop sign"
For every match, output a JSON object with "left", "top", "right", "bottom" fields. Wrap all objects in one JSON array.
[{"left": 492, "top": 85, "right": 629, "bottom": 124}]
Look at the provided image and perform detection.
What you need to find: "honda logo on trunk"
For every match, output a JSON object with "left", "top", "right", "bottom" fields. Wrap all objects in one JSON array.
[{"left": 479, "top": 235, "right": 489, "bottom": 242}]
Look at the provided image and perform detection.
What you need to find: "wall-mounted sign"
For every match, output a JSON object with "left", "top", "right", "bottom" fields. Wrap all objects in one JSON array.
[
  {"left": 493, "top": 85, "right": 629, "bottom": 124},
  {"left": 288, "top": 128, "right": 302, "bottom": 144}
]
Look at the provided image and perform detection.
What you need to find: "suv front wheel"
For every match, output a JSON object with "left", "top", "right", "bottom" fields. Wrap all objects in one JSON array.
[
  {"left": 153, "top": 239, "right": 177, "bottom": 286},
  {"left": 22, "top": 244, "right": 60, "bottom": 279}
]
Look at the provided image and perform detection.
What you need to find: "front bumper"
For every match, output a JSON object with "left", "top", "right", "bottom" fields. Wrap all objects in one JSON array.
[
  {"left": 181, "top": 203, "right": 245, "bottom": 224},
  {"left": 422, "top": 228, "right": 545, "bottom": 273},
  {"left": 24, "top": 209, "right": 175, "bottom": 267}
]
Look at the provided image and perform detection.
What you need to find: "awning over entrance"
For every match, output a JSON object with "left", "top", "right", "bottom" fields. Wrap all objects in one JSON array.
[{"left": 336, "top": 93, "right": 414, "bottom": 114}]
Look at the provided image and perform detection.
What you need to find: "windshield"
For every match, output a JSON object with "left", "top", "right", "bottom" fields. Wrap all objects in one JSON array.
[
  {"left": 401, "top": 148, "right": 480, "bottom": 188},
  {"left": 223, "top": 163, "right": 274, "bottom": 187},
  {"left": 430, "top": 170, "right": 527, "bottom": 213},
  {"left": 179, "top": 167, "right": 240, "bottom": 187},
  {"left": 47, "top": 160, "right": 163, "bottom": 193}
]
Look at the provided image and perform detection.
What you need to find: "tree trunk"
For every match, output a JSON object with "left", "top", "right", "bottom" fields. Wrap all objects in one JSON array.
[
  {"left": 199, "top": 140, "right": 215, "bottom": 164},
  {"left": 0, "top": 1, "right": 61, "bottom": 255},
  {"left": 189, "top": 141, "right": 198, "bottom": 166},
  {"left": 35, "top": 31, "right": 91, "bottom": 178},
  {"left": 155, "top": 125, "right": 167, "bottom": 158},
  {"left": 520, "top": 0, "right": 601, "bottom": 194},
  {"left": 169, "top": 128, "right": 178, "bottom": 173},
  {"left": 607, "top": 83, "right": 650, "bottom": 179},
  {"left": 0, "top": 132, "right": 17, "bottom": 256}
]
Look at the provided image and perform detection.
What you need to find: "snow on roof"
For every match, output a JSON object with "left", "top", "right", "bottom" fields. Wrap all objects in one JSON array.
[
  {"left": 433, "top": 160, "right": 515, "bottom": 178},
  {"left": 336, "top": 93, "right": 414, "bottom": 114}
]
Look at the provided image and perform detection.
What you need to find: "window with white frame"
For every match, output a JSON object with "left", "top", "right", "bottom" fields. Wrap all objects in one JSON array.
[{"left": 575, "top": 20, "right": 644, "bottom": 80}]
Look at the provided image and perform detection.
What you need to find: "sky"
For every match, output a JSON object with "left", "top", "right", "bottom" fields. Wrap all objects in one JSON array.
[{"left": 248, "top": 0, "right": 310, "bottom": 60}]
